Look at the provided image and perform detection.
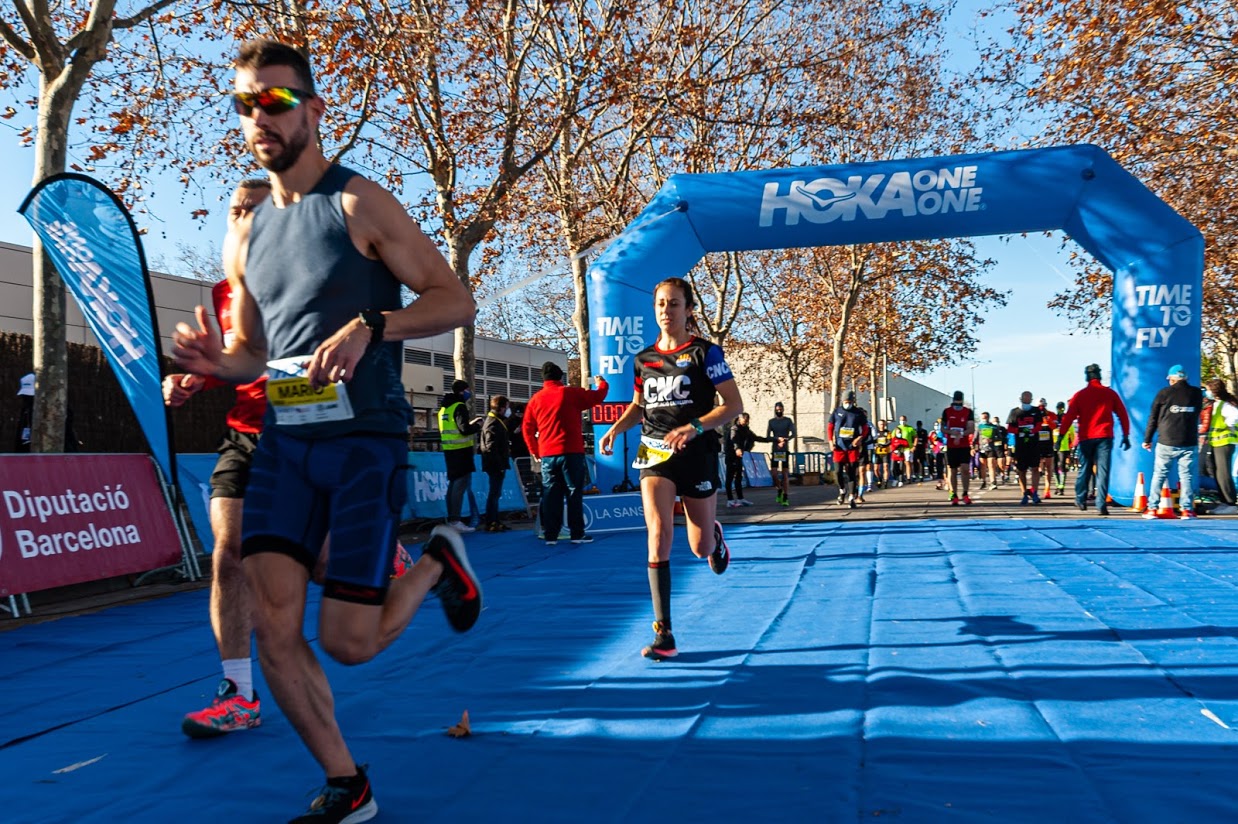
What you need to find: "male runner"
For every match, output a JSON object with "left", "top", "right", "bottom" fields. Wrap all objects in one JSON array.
[
  {"left": 1053, "top": 401, "right": 1072, "bottom": 493},
  {"left": 872, "top": 420, "right": 892, "bottom": 490},
  {"left": 973, "top": 411, "right": 1000, "bottom": 490},
  {"left": 828, "top": 391, "right": 870, "bottom": 509},
  {"left": 1007, "top": 391, "right": 1046, "bottom": 505},
  {"left": 991, "top": 415, "right": 1008, "bottom": 484},
  {"left": 941, "top": 391, "right": 975, "bottom": 505},
  {"left": 1037, "top": 398, "right": 1058, "bottom": 499},
  {"left": 164, "top": 179, "right": 271, "bottom": 738},
  {"left": 766, "top": 401, "right": 796, "bottom": 506},
  {"left": 173, "top": 39, "right": 481, "bottom": 822},
  {"left": 912, "top": 420, "right": 929, "bottom": 481}
]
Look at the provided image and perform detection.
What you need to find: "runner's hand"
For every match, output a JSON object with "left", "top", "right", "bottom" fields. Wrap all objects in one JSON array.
[
  {"left": 172, "top": 305, "right": 224, "bottom": 377},
  {"left": 307, "top": 317, "right": 370, "bottom": 388},
  {"left": 599, "top": 430, "right": 616, "bottom": 456},
  {"left": 1120, "top": 437, "right": 1130, "bottom": 451},
  {"left": 163, "top": 373, "right": 205, "bottom": 407}
]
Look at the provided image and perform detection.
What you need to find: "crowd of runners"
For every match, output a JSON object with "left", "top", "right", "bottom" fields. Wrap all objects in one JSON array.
[{"left": 725, "top": 392, "right": 1111, "bottom": 511}]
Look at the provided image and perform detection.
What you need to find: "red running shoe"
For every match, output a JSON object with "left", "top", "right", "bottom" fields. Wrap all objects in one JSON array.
[
  {"left": 963, "top": 495, "right": 973, "bottom": 505},
  {"left": 182, "top": 678, "right": 261, "bottom": 739}
]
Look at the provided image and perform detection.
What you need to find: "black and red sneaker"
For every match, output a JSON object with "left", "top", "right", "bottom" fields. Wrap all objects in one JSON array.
[
  {"left": 423, "top": 525, "right": 482, "bottom": 632},
  {"left": 709, "top": 521, "right": 730, "bottom": 575},
  {"left": 289, "top": 765, "right": 377, "bottom": 823},
  {"left": 642, "top": 621, "right": 678, "bottom": 661}
]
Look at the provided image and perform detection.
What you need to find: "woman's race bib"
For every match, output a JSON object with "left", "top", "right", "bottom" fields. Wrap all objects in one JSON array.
[
  {"left": 265, "top": 355, "right": 355, "bottom": 426},
  {"left": 633, "top": 436, "right": 675, "bottom": 469}
]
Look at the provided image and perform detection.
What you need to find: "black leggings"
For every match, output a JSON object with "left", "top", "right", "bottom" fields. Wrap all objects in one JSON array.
[{"left": 725, "top": 457, "right": 745, "bottom": 500}]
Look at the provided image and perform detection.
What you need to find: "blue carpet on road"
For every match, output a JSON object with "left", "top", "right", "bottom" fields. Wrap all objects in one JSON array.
[{"left": 3, "top": 518, "right": 1238, "bottom": 822}]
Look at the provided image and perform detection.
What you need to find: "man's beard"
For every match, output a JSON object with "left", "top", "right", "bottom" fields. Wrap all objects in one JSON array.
[{"left": 252, "top": 121, "right": 311, "bottom": 173}]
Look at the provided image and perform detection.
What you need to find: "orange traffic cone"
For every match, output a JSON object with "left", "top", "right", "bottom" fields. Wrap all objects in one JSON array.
[
  {"left": 1155, "top": 485, "right": 1176, "bottom": 519},
  {"left": 1132, "top": 472, "right": 1147, "bottom": 513}
]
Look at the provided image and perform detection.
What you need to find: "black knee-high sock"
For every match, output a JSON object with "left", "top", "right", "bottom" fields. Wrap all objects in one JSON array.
[{"left": 648, "top": 561, "right": 671, "bottom": 629}]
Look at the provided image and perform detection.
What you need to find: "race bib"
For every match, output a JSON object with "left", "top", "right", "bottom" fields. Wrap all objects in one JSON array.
[
  {"left": 265, "top": 356, "right": 355, "bottom": 426},
  {"left": 1038, "top": 430, "right": 1051, "bottom": 441},
  {"left": 772, "top": 450, "right": 789, "bottom": 461},
  {"left": 839, "top": 427, "right": 855, "bottom": 439},
  {"left": 633, "top": 436, "right": 675, "bottom": 469},
  {"left": 949, "top": 427, "right": 964, "bottom": 437}
]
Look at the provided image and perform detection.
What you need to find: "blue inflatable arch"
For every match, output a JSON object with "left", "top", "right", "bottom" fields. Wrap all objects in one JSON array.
[{"left": 586, "top": 144, "right": 1204, "bottom": 505}]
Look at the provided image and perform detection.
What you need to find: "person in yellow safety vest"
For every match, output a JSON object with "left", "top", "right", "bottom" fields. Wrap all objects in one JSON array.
[
  {"left": 439, "top": 379, "right": 484, "bottom": 532},
  {"left": 1205, "top": 378, "right": 1238, "bottom": 512}
]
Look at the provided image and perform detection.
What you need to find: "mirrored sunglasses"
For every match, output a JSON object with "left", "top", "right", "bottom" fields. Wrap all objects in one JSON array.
[{"left": 231, "top": 87, "right": 314, "bottom": 117}]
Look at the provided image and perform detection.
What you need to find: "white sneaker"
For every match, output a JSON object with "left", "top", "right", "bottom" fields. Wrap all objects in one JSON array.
[
  {"left": 739, "top": 498, "right": 754, "bottom": 506},
  {"left": 447, "top": 521, "right": 476, "bottom": 533},
  {"left": 726, "top": 500, "right": 740, "bottom": 508},
  {"left": 1211, "top": 504, "right": 1238, "bottom": 515}
]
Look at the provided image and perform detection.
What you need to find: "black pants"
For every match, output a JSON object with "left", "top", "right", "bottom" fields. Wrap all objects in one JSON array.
[
  {"left": 725, "top": 456, "right": 745, "bottom": 500},
  {"left": 485, "top": 468, "right": 506, "bottom": 523},
  {"left": 837, "top": 458, "right": 859, "bottom": 497},
  {"left": 1214, "top": 443, "right": 1236, "bottom": 505}
]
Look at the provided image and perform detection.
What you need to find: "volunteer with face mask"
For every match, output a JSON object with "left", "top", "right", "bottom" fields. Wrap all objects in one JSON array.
[
  {"left": 479, "top": 395, "right": 514, "bottom": 532},
  {"left": 439, "top": 379, "right": 484, "bottom": 531}
]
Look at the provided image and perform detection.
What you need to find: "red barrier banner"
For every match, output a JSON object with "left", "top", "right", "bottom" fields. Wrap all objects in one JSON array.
[{"left": 0, "top": 454, "right": 181, "bottom": 597}]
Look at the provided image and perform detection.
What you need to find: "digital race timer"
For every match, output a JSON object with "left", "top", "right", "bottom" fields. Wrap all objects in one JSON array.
[{"left": 588, "top": 401, "right": 630, "bottom": 425}]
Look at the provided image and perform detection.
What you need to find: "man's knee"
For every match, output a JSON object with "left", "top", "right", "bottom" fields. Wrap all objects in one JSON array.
[{"left": 320, "top": 632, "right": 379, "bottom": 666}]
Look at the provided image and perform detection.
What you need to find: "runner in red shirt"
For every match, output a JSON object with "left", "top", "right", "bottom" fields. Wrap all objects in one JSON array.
[{"left": 941, "top": 390, "right": 976, "bottom": 505}]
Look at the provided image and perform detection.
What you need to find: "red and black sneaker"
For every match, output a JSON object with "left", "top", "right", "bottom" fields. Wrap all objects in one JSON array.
[
  {"left": 181, "top": 678, "right": 261, "bottom": 739},
  {"left": 709, "top": 521, "right": 730, "bottom": 575},
  {"left": 642, "top": 621, "right": 678, "bottom": 661},
  {"left": 390, "top": 542, "right": 413, "bottom": 580},
  {"left": 423, "top": 525, "right": 482, "bottom": 632},
  {"left": 289, "top": 765, "right": 377, "bottom": 823}
]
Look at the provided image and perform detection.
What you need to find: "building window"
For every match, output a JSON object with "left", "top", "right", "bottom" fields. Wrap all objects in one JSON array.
[
  {"left": 486, "top": 361, "right": 507, "bottom": 378},
  {"left": 510, "top": 364, "right": 530, "bottom": 382},
  {"left": 404, "top": 348, "right": 432, "bottom": 365},
  {"left": 433, "top": 353, "right": 453, "bottom": 369}
]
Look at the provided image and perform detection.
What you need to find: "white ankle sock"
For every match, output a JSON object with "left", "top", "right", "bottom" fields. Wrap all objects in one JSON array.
[{"left": 222, "top": 659, "right": 254, "bottom": 700}]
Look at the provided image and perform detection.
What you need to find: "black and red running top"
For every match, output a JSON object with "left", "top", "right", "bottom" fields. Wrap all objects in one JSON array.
[{"left": 633, "top": 336, "right": 733, "bottom": 444}]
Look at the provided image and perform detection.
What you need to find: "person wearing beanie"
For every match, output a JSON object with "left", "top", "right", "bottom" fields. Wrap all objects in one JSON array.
[
  {"left": 827, "top": 390, "right": 871, "bottom": 508},
  {"left": 1059, "top": 363, "right": 1131, "bottom": 515},
  {"left": 522, "top": 361, "right": 608, "bottom": 544},
  {"left": 439, "top": 379, "right": 484, "bottom": 532},
  {"left": 1141, "top": 364, "right": 1204, "bottom": 519}
]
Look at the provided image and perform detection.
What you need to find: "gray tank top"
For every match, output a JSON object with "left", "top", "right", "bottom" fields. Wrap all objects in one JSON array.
[{"left": 246, "top": 164, "right": 410, "bottom": 438}]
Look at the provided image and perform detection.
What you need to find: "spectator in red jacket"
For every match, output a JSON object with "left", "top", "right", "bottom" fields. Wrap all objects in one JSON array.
[
  {"left": 523, "top": 362, "right": 608, "bottom": 545},
  {"left": 1059, "top": 363, "right": 1131, "bottom": 515}
]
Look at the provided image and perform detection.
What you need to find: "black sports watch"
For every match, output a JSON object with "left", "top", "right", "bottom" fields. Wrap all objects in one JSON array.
[{"left": 358, "top": 309, "right": 385, "bottom": 351}]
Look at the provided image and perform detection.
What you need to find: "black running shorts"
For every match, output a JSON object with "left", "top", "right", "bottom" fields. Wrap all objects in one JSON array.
[
  {"left": 1015, "top": 445, "right": 1039, "bottom": 471},
  {"left": 946, "top": 447, "right": 971, "bottom": 468},
  {"left": 640, "top": 443, "right": 720, "bottom": 499},
  {"left": 210, "top": 427, "right": 260, "bottom": 499}
]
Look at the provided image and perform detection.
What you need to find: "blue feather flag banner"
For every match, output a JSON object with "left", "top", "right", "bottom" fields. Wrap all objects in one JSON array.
[{"left": 19, "top": 173, "right": 175, "bottom": 480}]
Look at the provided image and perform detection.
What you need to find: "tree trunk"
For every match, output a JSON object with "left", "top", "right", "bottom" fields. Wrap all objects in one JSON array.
[
  {"left": 571, "top": 253, "right": 591, "bottom": 387},
  {"left": 868, "top": 351, "right": 880, "bottom": 424},
  {"left": 30, "top": 78, "right": 75, "bottom": 453},
  {"left": 448, "top": 240, "right": 476, "bottom": 402}
]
